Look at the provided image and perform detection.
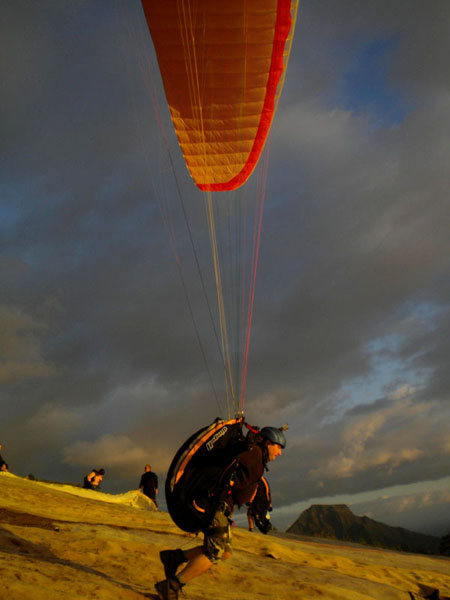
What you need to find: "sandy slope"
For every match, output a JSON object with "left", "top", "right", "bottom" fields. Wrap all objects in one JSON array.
[{"left": 0, "top": 473, "right": 448, "bottom": 600}]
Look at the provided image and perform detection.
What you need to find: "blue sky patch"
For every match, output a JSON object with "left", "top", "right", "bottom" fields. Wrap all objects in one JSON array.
[{"left": 338, "top": 37, "right": 410, "bottom": 127}]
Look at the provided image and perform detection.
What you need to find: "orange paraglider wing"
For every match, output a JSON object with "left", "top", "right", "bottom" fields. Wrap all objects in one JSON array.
[{"left": 141, "top": 0, "right": 297, "bottom": 191}]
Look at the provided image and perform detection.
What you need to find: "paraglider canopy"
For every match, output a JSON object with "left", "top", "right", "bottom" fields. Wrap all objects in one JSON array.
[{"left": 141, "top": 0, "right": 297, "bottom": 191}]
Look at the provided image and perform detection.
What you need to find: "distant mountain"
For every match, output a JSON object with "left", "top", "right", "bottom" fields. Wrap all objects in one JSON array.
[
  {"left": 440, "top": 532, "right": 450, "bottom": 556},
  {"left": 287, "top": 504, "right": 441, "bottom": 555}
]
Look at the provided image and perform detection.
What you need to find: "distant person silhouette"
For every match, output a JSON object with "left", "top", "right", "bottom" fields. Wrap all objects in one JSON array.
[
  {"left": 83, "top": 468, "right": 105, "bottom": 490},
  {"left": 0, "top": 442, "right": 7, "bottom": 471},
  {"left": 139, "top": 464, "right": 159, "bottom": 508}
]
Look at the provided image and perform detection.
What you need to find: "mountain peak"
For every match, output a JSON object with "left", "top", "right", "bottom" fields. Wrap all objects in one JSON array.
[{"left": 287, "top": 504, "right": 440, "bottom": 554}]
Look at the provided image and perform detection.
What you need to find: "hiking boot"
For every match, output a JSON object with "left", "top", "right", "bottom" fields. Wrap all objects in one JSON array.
[
  {"left": 155, "top": 577, "right": 182, "bottom": 600},
  {"left": 159, "top": 549, "right": 186, "bottom": 579},
  {"left": 417, "top": 585, "right": 440, "bottom": 600}
]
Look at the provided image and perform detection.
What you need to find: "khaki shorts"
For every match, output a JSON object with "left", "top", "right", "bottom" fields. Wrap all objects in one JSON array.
[{"left": 203, "top": 505, "right": 232, "bottom": 564}]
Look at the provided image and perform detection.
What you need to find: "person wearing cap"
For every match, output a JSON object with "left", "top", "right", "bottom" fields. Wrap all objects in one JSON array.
[
  {"left": 155, "top": 426, "right": 286, "bottom": 600},
  {"left": 83, "top": 468, "right": 105, "bottom": 490}
]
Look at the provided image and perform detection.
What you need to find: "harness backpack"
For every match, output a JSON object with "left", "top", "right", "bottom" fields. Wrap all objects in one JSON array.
[{"left": 165, "top": 417, "right": 255, "bottom": 533}]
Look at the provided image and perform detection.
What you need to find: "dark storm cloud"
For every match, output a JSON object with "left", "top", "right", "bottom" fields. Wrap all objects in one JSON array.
[
  {"left": 0, "top": 303, "right": 55, "bottom": 382},
  {"left": 251, "top": 1, "right": 450, "bottom": 412},
  {"left": 1, "top": 1, "right": 449, "bottom": 531}
]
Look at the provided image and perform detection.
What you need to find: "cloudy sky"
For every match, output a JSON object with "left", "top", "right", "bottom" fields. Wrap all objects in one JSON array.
[{"left": 2, "top": 1, "right": 449, "bottom": 538}]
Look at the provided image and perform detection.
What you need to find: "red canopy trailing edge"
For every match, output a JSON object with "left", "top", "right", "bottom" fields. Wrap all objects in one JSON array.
[{"left": 141, "top": 0, "right": 297, "bottom": 191}]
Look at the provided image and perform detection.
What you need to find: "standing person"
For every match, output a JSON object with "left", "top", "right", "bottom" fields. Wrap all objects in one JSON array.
[
  {"left": 83, "top": 468, "right": 105, "bottom": 490},
  {"left": 155, "top": 426, "right": 286, "bottom": 600},
  {"left": 0, "top": 443, "right": 7, "bottom": 471},
  {"left": 139, "top": 464, "right": 159, "bottom": 508}
]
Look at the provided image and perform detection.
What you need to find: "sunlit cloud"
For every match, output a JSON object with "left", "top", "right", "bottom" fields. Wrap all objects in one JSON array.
[{"left": 63, "top": 434, "right": 148, "bottom": 472}]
